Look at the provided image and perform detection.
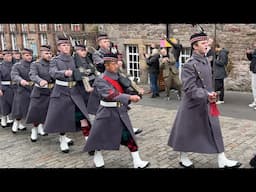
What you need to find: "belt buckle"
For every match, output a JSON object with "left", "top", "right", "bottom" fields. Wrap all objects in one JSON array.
[
  {"left": 68, "top": 81, "right": 72, "bottom": 88},
  {"left": 29, "top": 81, "right": 34, "bottom": 86},
  {"left": 117, "top": 101, "right": 121, "bottom": 107},
  {"left": 48, "top": 83, "right": 54, "bottom": 89}
]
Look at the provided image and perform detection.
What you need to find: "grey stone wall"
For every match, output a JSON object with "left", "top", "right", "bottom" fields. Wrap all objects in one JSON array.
[{"left": 99, "top": 24, "right": 256, "bottom": 91}]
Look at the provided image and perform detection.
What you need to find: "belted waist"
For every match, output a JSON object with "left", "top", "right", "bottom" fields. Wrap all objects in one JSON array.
[
  {"left": 1, "top": 81, "right": 13, "bottom": 85},
  {"left": 35, "top": 83, "right": 54, "bottom": 89},
  {"left": 26, "top": 81, "right": 34, "bottom": 86},
  {"left": 55, "top": 79, "right": 76, "bottom": 88},
  {"left": 100, "top": 100, "right": 122, "bottom": 107}
]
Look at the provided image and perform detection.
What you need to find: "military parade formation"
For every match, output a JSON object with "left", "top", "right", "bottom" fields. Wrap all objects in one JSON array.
[{"left": 3, "top": 27, "right": 256, "bottom": 169}]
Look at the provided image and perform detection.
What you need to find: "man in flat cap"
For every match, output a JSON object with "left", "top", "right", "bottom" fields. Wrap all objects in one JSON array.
[
  {"left": 0, "top": 49, "right": 15, "bottom": 128},
  {"left": 11, "top": 48, "right": 34, "bottom": 133},
  {"left": 84, "top": 53, "right": 150, "bottom": 168},
  {"left": 167, "top": 32, "right": 241, "bottom": 168},
  {"left": 25, "top": 45, "right": 54, "bottom": 142},
  {"left": 44, "top": 35, "right": 91, "bottom": 153}
]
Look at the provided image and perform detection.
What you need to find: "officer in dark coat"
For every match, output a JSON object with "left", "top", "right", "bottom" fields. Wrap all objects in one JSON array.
[
  {"left": 11, "top": 48, "right": 34, "bottom": 133},
  {"left": 0, "top": 50, "right": 15, "bottom": 128},
  {"left": 25, "top": 45, "right": 53, "bottom": 142},
  {"left": 84, "top": 53, "right": 150, "bottom": 168},
  {"left": 44, "top": 35, "right": 91, "bottom": 153},
  {"left": 167, "top": 32, "right": 241, "bottom": 168}
]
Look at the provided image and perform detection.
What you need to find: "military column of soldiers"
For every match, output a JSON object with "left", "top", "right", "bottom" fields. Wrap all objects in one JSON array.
[{"left": 0, "top": 32, "right": 148, "bottom": 168}]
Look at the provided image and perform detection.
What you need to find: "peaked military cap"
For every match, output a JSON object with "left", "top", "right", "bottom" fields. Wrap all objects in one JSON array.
[
  {"left": 40, "top": 45, "right": 51, "bottom": 52},
  {"left": 2, "top": 49, "right": 12, "bottom": 55},
  {"left": 97, "top": 32, "right": 109, "bottom": 41},
  {"left": 103, "top": 52, "right": 118, "bottom": 62},
  {"left": 21, "top": 48, "right": 33, "bottom": 55},
  {"left": 190, "top": 32, "right": 208, "bottom": 44},
  {"left": 74, "top": 44, "right": 86, "bottom": 51},
  {"left": 56, "top": 34, "right": 70, "bottom": 45}
]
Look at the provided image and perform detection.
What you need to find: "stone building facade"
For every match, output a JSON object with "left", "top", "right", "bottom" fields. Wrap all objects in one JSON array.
[
  {"left": 1, "top": 23, "right": 255, "bottom": 91},
  {"left": 101, "top": 24, "right": 256, "bottom": 92}
]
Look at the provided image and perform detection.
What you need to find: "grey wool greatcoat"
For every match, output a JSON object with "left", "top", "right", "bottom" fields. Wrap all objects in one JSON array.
[
  {"left": 26, "top": 59, "right": 54, "bottom": 124},
  {"left": 44, "top": 54, "right": 90, "bottom": 134},
  {"left": 0, "top": 61, "right": 15, "bottom": 115},
  {"left": 168, "top": 52, "right": 225, "bottom": 153},
  {"left": 11, "top": 60, "right": 33, "bottom": 119},
  {"left": 87, "top": 48, "right": 109, "bottom": 115},
  {"left": 84, "top": 71, "right": 137, "bottom": 152}
]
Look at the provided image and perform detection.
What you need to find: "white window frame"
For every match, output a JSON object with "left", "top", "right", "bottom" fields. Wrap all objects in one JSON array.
[
  {"left": 54, "top": 24, "right": 63, "bottom": 31},
  {"left": 21, "top": 24, "right": 28, "bottom": 32},
  {"left": 9, "top": 24, "right": 16, "bottom": 33},
  {"left": 178, "top": 47, "right": 191, "bottom": 80},
  {"left": 40, "top": 33, "right": 48, "bottom": 45},
  {"left": 71, "top": 24, "right": 80, "bottom": 32},
  {"left": 0, "top": 33, "right": 6, "bottom": 50},
  {"left": 11, "top": 33, "right": 18, "bottom": 50},
  {"left": 126, "top": 44, "right": 140, "bottom": 82},
  {"left": 22, "top": 33, "right": 28, "bottom": 48},
  {"left": 0, "top": 24, "right": 3, "bottom": 33},
  {"left": 39, "top": 24, "right": 47, "bottom": 32}
]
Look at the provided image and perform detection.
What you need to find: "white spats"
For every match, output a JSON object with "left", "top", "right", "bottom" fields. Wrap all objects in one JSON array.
[
  {"left": 217, "top": 152, "right": 241, "bottom": 168},
  {"left": 131, "top": 151, "right": 150, "bottom": 168},
  {"left": 93, "top": 151, "right": 104, "bottom": 168},
  {"left": 180, "top": 152, "right": 193, "bottom": 167},
  {"left": 30, "top": 127, "right": 38, "bottom": 142}
]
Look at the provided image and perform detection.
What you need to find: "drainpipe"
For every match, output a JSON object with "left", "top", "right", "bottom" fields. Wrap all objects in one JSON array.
[{"left": 166, "top": 23, "right": 170, "bottom": 54}]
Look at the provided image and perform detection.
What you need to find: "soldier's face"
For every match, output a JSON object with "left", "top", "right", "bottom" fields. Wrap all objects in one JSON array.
[
  {"left": 22, "top": 53, "right": 33, "bottom": 62},
  {"left": 42, "top": 51, "right": 52, "bottom": 61},
  {"left": 105, "top": 61, "right": 118, "bottom": 73},
  {"left": 99, "top": 39, "right": 110, "bottom": 50},
  {"left": 194, "top": 40, "right": 208, "bottom": 55},
  {"left": 76, "top": 49, "right": 87, "bottom": 57},
  {"left": 58, "top": 43, "right": 71, "bottom": 55},
  {"left": 3, "top": 54, "right": 12, "bottom": 62},
  {"left": 13, "top": 53, "right": 21, "bottom": 59}
]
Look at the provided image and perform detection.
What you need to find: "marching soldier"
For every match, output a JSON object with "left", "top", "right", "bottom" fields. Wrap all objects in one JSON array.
[
  {"left": 84, "top": 53, "right": 150, "bottom": 168},
  {"left": 44, "top": 35, "right": 91, "bottom": 153},
  {"left": 73, "top": 44, "right": 98, "bottom": 142},
  {"left": 87, "top": 33, "right": 111, "bottom": 124},
  {"left": 167, "top": 32, "right": 241, "bottom": 168},
  {"left": 11, "top": 48, "right": 34, "bottom": 133},
  {"left": 0, "top": 49, "right": 15, "bottom": 128},
  {"left": 12, "top": 49, "right": 21, "bottom": 64},
  {"left": 25, "top": 45, "right": 53, "bottom": 142}
]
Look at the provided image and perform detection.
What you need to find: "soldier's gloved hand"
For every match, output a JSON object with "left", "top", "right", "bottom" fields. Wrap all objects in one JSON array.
[
  {"left": 20, "top": 79, "right": 29, "bottom": 86},
  {"left": 129, "top": 95, "right": 141, "bottom": 103},
  {"left": 40, "top": 80, "right": 48, "bottom": 87},
  {"left": 65, "top": 69, "right": 73, "bottom": 77}
]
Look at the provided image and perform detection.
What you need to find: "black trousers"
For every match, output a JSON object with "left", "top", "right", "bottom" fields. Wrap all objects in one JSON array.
[{"left": 215, "top": 79, "right": 224, "bottom": 101}]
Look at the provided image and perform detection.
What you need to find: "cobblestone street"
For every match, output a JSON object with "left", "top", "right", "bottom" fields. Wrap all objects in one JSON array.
[{"left": 0, "top": 90, "right": 255, "bottom": 168}]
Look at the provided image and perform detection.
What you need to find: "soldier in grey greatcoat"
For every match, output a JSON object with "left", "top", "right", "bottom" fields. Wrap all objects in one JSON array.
[
  {"left": 0, "top": 50, "right": 15, "bottom": 128},
  {"left": 87, "top": 33, "right": 111, "bottom": 124},
  {"left": 44, "top": 36, "right": 91, "bottom": 153},
  {"left": 73, "top": 44, "right": 98, "bottom": 142},
  {"left": 25, "top": 45, "right": 53, "bottom": 142},
  {"left": 167, "top": 32, "right": 241, "bottom": 168},
  {"left": 84, "top": 53, "right": 150, "bottom": 168},
  {"left": 11, "top": 48, "right": 34, "bottom": 133}
]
